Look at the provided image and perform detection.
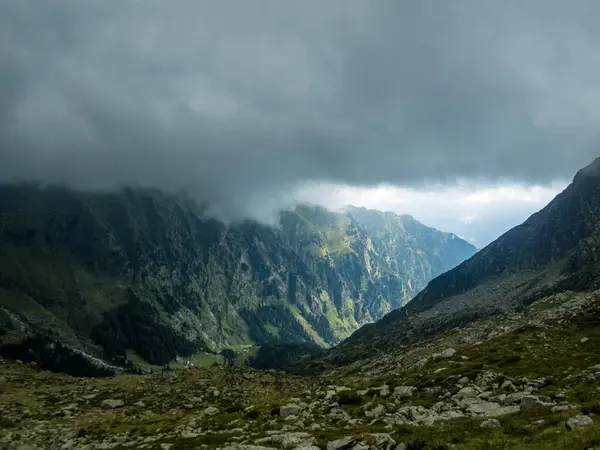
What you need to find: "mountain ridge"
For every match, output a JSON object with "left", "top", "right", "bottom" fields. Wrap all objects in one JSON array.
[
  {"left": 0, "top": 183, "right": 475, "bottom": 370},
  {"left": 307, "top": 156, "right": 600, "bottom": 370}
]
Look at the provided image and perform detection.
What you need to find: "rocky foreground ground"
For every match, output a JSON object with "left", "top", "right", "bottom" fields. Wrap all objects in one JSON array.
[{"left": 2, "top": 291, "right": 600, "bottom": 450}]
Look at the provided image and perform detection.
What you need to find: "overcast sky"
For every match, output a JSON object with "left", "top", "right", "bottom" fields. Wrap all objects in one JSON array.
[{"left": 1, "top": 1, "right": 599, "bottom": 246}]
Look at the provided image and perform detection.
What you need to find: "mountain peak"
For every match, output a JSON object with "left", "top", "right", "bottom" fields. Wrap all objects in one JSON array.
[{"left": 574, "top": 156, "right": 600, "bottom": 181}]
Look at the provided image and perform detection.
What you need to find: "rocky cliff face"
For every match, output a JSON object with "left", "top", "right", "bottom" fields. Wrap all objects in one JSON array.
[
  {"left": 0, "top": 184, "right": 475, "bottom": 367},
  {"left": 315, "top": 157, "right": 600, "bottom": 368}
]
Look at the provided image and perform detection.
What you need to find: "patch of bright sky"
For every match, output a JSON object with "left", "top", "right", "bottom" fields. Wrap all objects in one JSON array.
[{"left": 292, "top": 180, "right": 568, "bottom": 248}]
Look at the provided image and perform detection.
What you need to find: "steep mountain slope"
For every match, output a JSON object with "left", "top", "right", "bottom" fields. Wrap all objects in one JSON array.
[
  {"left": 0, "top": 184, "right": 475, "bottom": 369},
  {"left": 344, "top": 206, "right": 475, "bottom": 295},
  {"left": 315, "top": 157, "right": 600, "bottom": 368}
]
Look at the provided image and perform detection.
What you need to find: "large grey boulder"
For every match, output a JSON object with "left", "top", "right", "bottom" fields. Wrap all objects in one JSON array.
[{"left": 565, "top": 415, "right": 594, "bottom": 430}]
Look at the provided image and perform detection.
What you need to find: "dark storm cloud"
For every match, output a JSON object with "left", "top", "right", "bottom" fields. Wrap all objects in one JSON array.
[{"left": 1, "top": 0, "right": 599, "bottom": 219}]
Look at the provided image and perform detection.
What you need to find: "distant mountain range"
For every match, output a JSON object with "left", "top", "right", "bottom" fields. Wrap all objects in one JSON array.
[
  {"left": 311, "top": 156, "right": 600, "bottom": 369},
  {"left": 0, "top": 184, "right": 475, "bottom": 369}
]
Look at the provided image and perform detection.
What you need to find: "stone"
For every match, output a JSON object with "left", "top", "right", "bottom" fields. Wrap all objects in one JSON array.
[
  {"left": 502, "top": 392, "right": 525, "bottom": 405},
  {"left": 101, "top": 399, "right": 124, "bottom": 409},
  {"left": 500, "top": 380, "right": 517, "bottom": 393},
  {"left": 365, "top": 404, "right": 385, "bottom": 418},
  {"left": 480, "top": 419, "right": 502, "bottom": 429},
  {"left": 379, "top": 385, "right": 391, "bottom": 397},
  {"left": 456, "top": 387, "right": 479, "bottom": 399},
  {"left": 350, "top": 443, "right": 370, "bottom": 450},
  {"left": 467, "top": 401, "right": 519, "bottom": 417},
  {"left": 223, "top": 446, "right": 277, "bottom": 450},
  {"left": 565, "top": 415, "right": 594, "bottom": 430},
  {"left": 394, "top": 386, "right": 417, "bottom": 398},
  {"left": 368, "top": 433, "right": 396, "bottom": 450},
  {"left": 202, "top": 406, "right": 220, "bottom": 416},
  {"left": 327, "top": 437, "right": 358, "bottom": 450},
  {"left": 457, "top": 377, "right": 469, "bottom": 385},
  {"left": 281, "top": 404, "right": 302, "bottom": 419},
  {"left": 580, "top": 337, "right": 589, "bottom": 344},
  {"left": 255, "top": 432, "right": 315, "bottom": 449},
  {"left": 551, "top": 405, "right": 571, "bottom": 413},
  {"left": 134, "top": 400, "right": 146, "bottom": 407},
  {"left": 520, "top": 396, "right": 547, "bottom": 411},
  {"left": 160, "top": 445, "right": 174, "bottom": 450},
  {"left": 441, "top": 348, "right": 457, "bottom": 358}
]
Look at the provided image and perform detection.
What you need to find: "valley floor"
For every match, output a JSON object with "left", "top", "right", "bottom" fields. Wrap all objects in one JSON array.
[{"left": 2, "top": 291, "right": 600, "bottom": 450}]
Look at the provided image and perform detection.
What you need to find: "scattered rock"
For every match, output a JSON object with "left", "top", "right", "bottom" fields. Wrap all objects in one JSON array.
[
  {"left": 394, "top": 386, "right": 417, "bottom": 398},
  {"left": 456, "top": 387, "right": 479, "bottom": 399},
  {"left": 379, "top": 385, "right": 391, "bottom": 397},
  {"left": 202, "top": 406, "right": 220, "bottom": 416},
  {"left": 368, "top": 433, "right": 396, "bottom": 450},
  {"left": 520, "top": 395, "right": 548, "bottom": 411},
  {"left": 365, "top": 404, "right": 385, "bottom": 418},
  {"left": 256, "top": 432, "right": 315, "bottom": 449},
  {"left": 565, "top": 415, "right": 594, "bottom": 430},
  {"left": 500, "top": 380, "right": 517, "bottom": 393},
  {"left": 327, "top": 437, "right": 357, "bottom": 450},
  {"left": 441, "top": 348, "right": 457, "bottom": 358},
  {"left": 280, "top": 404, "right": 302, "bottom": 419},
  {"left": 480, "top": 419, "right": 502, "bottom": 429},
  {"left": 457, "top": 377, "right": 470, "bottom": 386},
  {"left": 101, "top": 399, "right": 124, "bottom": 409}
]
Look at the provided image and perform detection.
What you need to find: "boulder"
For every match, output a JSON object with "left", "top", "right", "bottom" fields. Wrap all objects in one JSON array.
[
  {"left": 379, "top": 385, "right": 391, "bottom": 397},
  {"left": 280, "top": 404, "right": 302, "bottom": 419},
  {"left": 368, "top": 433, "right": 396, "bottom": 450},
  {"left": 365, "top": 404, "right": 385, "bottom": 418},
  {"left": 255, "top": 432, "right": 315, "bottom": 449},
  {"left": 101, "top": 399, "right": 124, "bottom": 409},
  {"left": 394, "top": 386, "right": 417, "bottom": 399},
  {"left": 565, "top": 415, "right": 594, "bottom": 430},
  {"left": 500, "top": 380, "right": 517, "bottom": 393},
  {"left": 520, "top": 396, "right": 548, "bottom": 411},
  {"left": 440, "top": 348, "right": 457, "bottom": 358},
  {"left": 327, "top": 437, "right": 357, "bottom": 450},
  {"left": 456, "top": 387, "right": 479, "bottom": 399},
  {"left": 202, "top": 406, "right": 220, "bottom": 416},
  {"left": 480, "top": 418, "right": 502, "bottom": 429},
  {"left": 223, "top": 446, "right": 277, "bottom": 450}
]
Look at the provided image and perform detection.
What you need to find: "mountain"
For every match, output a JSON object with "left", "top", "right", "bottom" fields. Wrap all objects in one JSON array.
[
  {"left": 0, "top": 183, "right": 475, "bottom": 370},
  {"left": 313, "top": 156, "right": 600, "bottom": 368}
]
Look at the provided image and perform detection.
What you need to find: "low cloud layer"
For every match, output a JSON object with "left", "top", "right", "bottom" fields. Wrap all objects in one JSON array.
[{"left": 1, "top": 1, "right": 599, "bottom": 219}]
